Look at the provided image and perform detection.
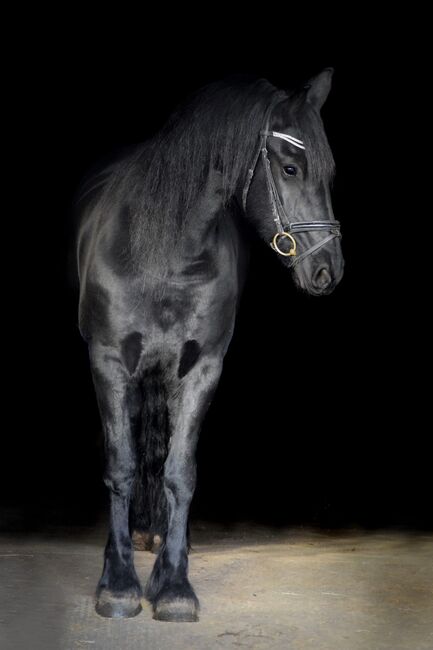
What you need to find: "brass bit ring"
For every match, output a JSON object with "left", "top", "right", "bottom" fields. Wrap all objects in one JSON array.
[{"left": 271, "top": 231, "right": 297, "bottom": 257}]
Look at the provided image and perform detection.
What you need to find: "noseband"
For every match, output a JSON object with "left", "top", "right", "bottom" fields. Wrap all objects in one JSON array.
[{"left": 242, "top": 94, "right": 341, "bottom": 266}]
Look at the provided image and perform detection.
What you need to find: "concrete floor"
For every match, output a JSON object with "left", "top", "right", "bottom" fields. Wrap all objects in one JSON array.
[{"left": 0, "top": 522, "right": 432, "bottom": 650}]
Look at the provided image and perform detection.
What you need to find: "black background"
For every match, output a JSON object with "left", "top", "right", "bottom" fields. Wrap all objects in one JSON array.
[{"left": 3, "top": 12, "right": 428, "bottom": 532}]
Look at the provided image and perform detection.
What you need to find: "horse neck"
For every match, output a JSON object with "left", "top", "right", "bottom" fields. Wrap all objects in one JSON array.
[{"left": 178, "top": 169, "right": 226, "bottom": 255}]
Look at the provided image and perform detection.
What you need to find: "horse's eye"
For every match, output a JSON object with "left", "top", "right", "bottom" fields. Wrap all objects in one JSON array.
[{"left": 283, "top": 165, "right": 297, "bottom": 177}]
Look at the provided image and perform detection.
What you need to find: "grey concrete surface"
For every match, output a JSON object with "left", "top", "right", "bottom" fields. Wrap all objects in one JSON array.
[{"left": 0, "top": 522, "right": 432, "bottom": 649}]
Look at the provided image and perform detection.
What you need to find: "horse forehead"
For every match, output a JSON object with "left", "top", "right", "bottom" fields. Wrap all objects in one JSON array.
[{"left": 270, "top": 103, "right": 298, "bottom": 133}]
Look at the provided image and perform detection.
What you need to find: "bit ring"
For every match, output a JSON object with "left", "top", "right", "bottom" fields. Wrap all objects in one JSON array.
[{"left": 271, "top": 231, "right": 297, "bottom": 257}]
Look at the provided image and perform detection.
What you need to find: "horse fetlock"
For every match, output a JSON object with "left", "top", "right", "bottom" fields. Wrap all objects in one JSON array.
[{"left": 98, "top": 556, "right": 142, "bottom": 595}]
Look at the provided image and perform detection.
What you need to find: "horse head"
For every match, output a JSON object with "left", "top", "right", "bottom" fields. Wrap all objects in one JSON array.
[{"left": 243, "top": 69, "right": 344, "bottom": 296}]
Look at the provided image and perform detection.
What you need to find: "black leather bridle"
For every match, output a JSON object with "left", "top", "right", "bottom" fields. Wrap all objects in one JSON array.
[{"left": 242, "top": 94, "right": 341, "bottom": 266}]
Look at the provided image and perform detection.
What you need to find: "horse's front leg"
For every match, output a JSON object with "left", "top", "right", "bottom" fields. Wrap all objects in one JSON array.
[
  {"left": 145, "top": 354, "right": 223, "bottom": 622},
  {"left": 89, "top": 343, "right": 142, "bottom": 618}
]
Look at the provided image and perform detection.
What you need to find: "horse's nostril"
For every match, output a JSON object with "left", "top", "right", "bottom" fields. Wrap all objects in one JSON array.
[{"left": 312, "top": 267, "right": 332, "bottom": 290}]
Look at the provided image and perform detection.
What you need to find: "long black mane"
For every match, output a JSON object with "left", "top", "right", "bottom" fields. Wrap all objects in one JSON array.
[{"left": 84, "top": 78, "right": 334, "bottom": 271}]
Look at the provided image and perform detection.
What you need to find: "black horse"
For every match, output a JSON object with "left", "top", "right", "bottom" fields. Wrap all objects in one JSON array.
[{"left": 75, "top": 69, "right": 344, "bottom": 622}]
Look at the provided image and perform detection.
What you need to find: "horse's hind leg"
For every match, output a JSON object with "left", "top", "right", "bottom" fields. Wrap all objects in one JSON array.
[
  {"left": 89, "top": 343, "right": 142, "bottom": 618},
  {"left": 130, "top": 366, "right": 169, "bottom": 554},
  {"left": 145, "top": 354, "right": 223, "bottom": 622}
]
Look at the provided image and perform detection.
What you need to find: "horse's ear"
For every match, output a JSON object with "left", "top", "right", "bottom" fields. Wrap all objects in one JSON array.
[{"left": 303, "top": 68, "right": 334, "bottom": 111}]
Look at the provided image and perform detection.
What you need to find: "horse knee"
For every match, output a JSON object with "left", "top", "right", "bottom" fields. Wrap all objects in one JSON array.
[
  {"left": 164, "top": 468, "right": 196, "bottom": 504},
  {"left": 104, "top": 468, "right": 136, "bottom": 497}
]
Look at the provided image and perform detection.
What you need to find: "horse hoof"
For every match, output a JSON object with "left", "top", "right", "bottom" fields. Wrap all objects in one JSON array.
[
  {"left": 132, "top": 531, "right": 163, "bottom": 553},
  {"left": 153, "top": 597, "right": 199, "bottom": 622},
  {"left": 151, "top": 534, "right": 163, "bottom": 554},
  {"left": 95, "top": 591, "right": 143, "bottom": 618},
  {"left": 153, "top": 590, "right": 199, "bottom": 622},
  {"left": 132, "top": 530, "right": 151, "bottom": 551}
]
